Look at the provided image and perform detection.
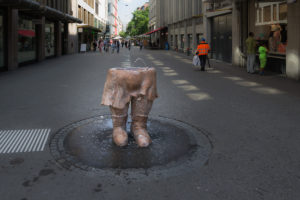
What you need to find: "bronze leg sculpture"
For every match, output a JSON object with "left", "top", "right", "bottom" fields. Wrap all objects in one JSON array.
[
  {"left": 131, "top": 96, "right": 153, "bottom": 147},
  {"left": 110, "top": 103, "right": 129, "bottom": 147},
  {"left": 101, "top": 67, "right": 158, "bottom": 148}
]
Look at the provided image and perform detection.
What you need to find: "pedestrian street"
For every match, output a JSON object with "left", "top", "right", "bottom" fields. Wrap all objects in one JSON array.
[{"left": 0, "top": 47, "right": 300, "bottom": 200}]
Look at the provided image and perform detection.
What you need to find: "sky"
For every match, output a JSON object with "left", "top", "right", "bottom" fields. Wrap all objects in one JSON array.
[{"left": 118, "top": 0, "right": 149, "bottom": 28}]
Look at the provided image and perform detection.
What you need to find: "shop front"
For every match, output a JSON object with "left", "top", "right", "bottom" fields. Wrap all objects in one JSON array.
[
  {"left": 78, "top": 25, "right": 101, "bottom": 52},
  {"left": 45, "top": 21, "right": 55, "bottom": 57},
  {"left": 18, "top": 14, "right": 36, "bottom": 64},
  {"left": 250, "top": 0, "right": 288, "bottom": 73},
  {"left": 0, "top": 9, "right": 4, "bottom": 69}
]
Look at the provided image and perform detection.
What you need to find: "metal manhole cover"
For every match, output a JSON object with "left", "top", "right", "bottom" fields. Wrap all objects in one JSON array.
[{"left": 50, "top": 115, "right": 212, "bottom": 175}]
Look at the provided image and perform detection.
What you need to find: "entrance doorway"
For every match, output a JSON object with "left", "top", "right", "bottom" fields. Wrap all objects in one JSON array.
[{"left": 211, "top": 14, "right": 232, "bottom": 63}]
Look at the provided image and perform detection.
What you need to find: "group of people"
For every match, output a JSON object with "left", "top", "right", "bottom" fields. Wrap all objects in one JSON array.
[
  {"left": 246, "top": 32, "right": 268, "bottom": 75},
  {"left": 92, "top": 39, "right": 134, "bottom": 54},
  {"left": 192, "top": 31, "right": 276, "bottom": 75}
]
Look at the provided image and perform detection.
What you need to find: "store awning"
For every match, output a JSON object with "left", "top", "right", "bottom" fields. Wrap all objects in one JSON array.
[
  {"left": 0, "top": 0, "right": 82, "bottom": 23},
  {"left": 145, "top": 27, "right": 167, "bottom": 35}
]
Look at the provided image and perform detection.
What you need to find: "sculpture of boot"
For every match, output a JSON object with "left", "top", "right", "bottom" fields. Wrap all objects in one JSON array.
[
  {"left": 110, "top": 103, "right": 129, "bottom": 147},
  {"left": 131, "top": 96, "right": 153, "bottom": 147}
]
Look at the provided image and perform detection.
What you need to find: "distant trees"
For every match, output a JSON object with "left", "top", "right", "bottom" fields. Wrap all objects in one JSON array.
[
  {"left": 126, "top": 7, "right": 149, "bottom": 36},
  {"left": 119, "top": 31, "right": 127, "bottom": 38}
]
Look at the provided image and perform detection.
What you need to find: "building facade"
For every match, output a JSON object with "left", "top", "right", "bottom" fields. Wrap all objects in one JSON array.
[
  {"left": 149, "top": 0, "right": 300, "bottom": 80},
  {"left": 0, "top": 0, "right": 81, "bottom": 71},
  {"left": 117, "top": 16, "right": 123, "bottom": 34},
  {"left": 76, "top": 0, "right": 108, "bottom": 51},
  {"left": 107, "top": 0, "right": 119, "bottom": 37},
  {"left": 203, "top": 0, "right": 298, "bottom": 79},
  {"left": 148, "top": 0, "right": 202, "bottom": 51}
]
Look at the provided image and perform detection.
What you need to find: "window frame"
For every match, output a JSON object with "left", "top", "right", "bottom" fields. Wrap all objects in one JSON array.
[{"left": 255, "top": 1, "right": 287, "bottom": 26}]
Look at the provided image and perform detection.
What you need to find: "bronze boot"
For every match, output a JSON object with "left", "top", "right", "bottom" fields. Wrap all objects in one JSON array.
[
  {"left": 131, "top": 97, "right": 153, "bottom": 147},
  {"left": 110, "top": 104, "right": 129, "bottom": 147}
]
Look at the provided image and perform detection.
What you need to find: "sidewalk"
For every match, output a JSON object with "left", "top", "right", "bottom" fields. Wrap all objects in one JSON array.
[{"left": 163, "top": 49, "right": 300, "bottom": 99}]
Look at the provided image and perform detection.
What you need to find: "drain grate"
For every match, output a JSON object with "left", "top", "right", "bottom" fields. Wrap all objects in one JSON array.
[{"left": 0, "top": 129, "right": 50, "bottom": 154}]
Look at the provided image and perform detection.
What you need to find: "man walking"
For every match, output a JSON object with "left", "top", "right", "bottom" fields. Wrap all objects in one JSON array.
[
  {"left": 117, "top": 40, "right": 120, "bottom": 53},
  {"left": 245, "top": 32, "right": 256, "bottom": 74},
  {"left": 196, "top": 38, "right": 210, "bottom": 71}
]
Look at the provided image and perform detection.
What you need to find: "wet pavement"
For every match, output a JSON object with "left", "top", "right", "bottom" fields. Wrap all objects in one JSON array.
[{"left": 0, "top": 47, "right": 300, "bottom": 200}]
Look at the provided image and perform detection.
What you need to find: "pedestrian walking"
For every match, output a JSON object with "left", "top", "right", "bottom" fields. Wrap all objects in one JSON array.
[
  {"left": 98, "top": 39, "right": 103, "bottom": 53},
  {"left": 246, "top": 32, "right": 256, "bottom": 73},
  {"left": 93, "top": 40, "right": 97, "bottom": 52},
  {"left": 128, "top": 41, "right": 131, "bottom": 51},
  {"left": 139, "top": 40, "right": 143, "bottom": 50},
  {"left": 258, "top": 42, "right": 268, "bottom": 75},
  {"left": 111, "top": 41, "right": 116, "bottom": 54},
  {"left": 117, "top": 40, "right": 120, "bottom": 53},
  {"left": 196, "top": 38, "right": 210, "bottom": 71},
  {"left": 104, "top": 40, "right": 107, "bottom": 52}
]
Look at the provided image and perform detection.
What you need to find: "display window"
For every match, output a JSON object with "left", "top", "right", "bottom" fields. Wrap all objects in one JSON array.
[
  {"left": 18, "top": 15, "right": 36, "bottom": 63},
  {"left": 255, "top": 1, "right": 287, "bottom": 55},
  {"left": 256, "top": 1, "right": 287, "bottom": 25},
  {"left": 45, "top": 22, "right": 55, "bottom": 57},
  {"left": 0, "top": 10, "right": 4, "bottom": 68}
]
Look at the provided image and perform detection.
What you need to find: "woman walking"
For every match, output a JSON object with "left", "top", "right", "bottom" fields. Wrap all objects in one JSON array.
[{"left": 99, "top": 40, "right": 103, "bottom": 53}]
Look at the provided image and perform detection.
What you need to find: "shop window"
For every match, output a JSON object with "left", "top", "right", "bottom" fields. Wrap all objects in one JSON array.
[
  {"left": 45, "top": 22, "right": 55, "bottom": 57},
  {"left": 273, "top": 4, "right": 277, "bottom": 21},
  {"left": 256, "top": 2, "right": 287, "bottom": 25},
  {"left": 255, "top": 2, "right": 287, "bottom": 55},
  {"left": 263, "top": 6, "right": 271, "bottom": 22},
  {"left": 279, "top": 3, "right": 287, "bottom": 21},
  {"left": 170, "top": 35, "right": 173, "bottom": 46},
  {"left": 0, "top": 10, "right": 4, "bottom": 68},
  {"left": 18, "top": 15, "right": 36, "bottom": 63}
]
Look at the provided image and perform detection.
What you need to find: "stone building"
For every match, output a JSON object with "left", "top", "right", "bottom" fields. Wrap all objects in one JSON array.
[
  {"left": 204, "top": 0, "right": 299, "bottom": 80},
  {"left": 149, "top": 0, "right": 300, "bottom": 80},
  {"left": 0, "top": 0, "right": 81, "bottom": 71},
  {"left": 107, "top": 0, "right": 119, "bottom": 37},
  {"left": 148, "top": 0, "right": 202, "bottom": 51},
  {"left": 234, "top": 0, "right": 299, "bottom": 80},
  {"left": 77, "top": 0, "right": 108, "bottom": 51}
]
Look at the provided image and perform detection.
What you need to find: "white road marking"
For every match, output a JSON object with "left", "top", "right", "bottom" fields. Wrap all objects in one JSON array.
[{"left": 0, "top": 129, "right": 51, "bottom": 154}]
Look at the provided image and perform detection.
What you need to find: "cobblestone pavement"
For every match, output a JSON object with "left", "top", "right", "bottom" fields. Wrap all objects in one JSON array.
[{"left": 0, "top": 47, "right": 300, "bottom": 200}]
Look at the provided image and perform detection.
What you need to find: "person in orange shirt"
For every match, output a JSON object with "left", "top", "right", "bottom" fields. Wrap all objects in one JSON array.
[{"left": 196, "top": 38, "right": 211, "bottom": 71}]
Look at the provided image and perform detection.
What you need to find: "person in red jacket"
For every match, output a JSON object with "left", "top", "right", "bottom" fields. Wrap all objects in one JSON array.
[{"left": 196, "top": 38, "right": 211, "bottom": 71}]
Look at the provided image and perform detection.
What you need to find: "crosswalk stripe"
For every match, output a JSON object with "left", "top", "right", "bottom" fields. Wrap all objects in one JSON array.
[{"left": 0, "top": 129, "right": 51, "bottom": 154}]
